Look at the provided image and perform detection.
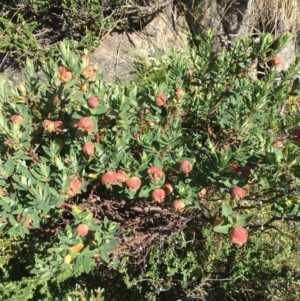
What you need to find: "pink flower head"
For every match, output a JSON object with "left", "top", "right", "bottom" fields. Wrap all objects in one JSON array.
[
  {"left": 229, "top": 227, "right": 248, "bottom": 246},
  {"left": 78, "top": 117, "right": 94, "bottom": 133}
]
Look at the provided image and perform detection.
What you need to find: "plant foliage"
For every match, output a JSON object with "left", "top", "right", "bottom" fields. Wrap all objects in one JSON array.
[{"left": 1, "top": 31, "right": 300, "bottom": 300}]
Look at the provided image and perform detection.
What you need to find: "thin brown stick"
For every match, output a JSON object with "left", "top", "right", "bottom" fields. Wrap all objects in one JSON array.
[
  {"left": 108, "top": 233, "right": 151, "bottom": 255},
  {"left": 162, "top": 108, "right": 176, "bottom": 135}
]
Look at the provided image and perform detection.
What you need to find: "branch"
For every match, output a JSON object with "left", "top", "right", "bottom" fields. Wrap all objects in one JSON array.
[{"left": 108, "top": 233, "right": 152, "bottom": 255}]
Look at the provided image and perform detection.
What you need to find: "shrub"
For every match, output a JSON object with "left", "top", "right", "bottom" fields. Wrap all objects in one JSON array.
[{"left": 0, "top": 31, "right": 300, "bottom": 300}]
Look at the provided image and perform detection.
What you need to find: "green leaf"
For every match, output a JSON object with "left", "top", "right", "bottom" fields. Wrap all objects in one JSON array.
[
  {"left": 74, "top": 255, "right": 83, "bottom": 271},
  {"left": 83, "top": 255, "right": 92, "bottom": 273},
  {"left": 91, "top": 106, "right": 107, "bottom": 115},
  {"left": 85, "top": 219, "right": 99, "bottom": 231},
  {"left": 30, "top": 168, "right": 44, "bottom": 181},
  {"left": 213, "top": 224, "right": 231, "bottom": 234},
  {"left": 141, "top": 151, "right": 148, "bottom": 163},
  {"left": 42, "top": 146, "right": 55, "bottom": 158},
  {"left": 81, "top": 246, "right": 99, "bottom": 257},
  {"left": 102, "top": 239, "right": 117, "bottom": 252},
  {"left": 4, "top": 158, "right": 14, "bottom": 177},
  {"left": 37, "top": 203, "right": 51, "bottom": 216},
  {"left": 222, "top": 202, "right": 232, "bottom": 217},
  {"left": 31, "top": 210, "right": 41, "bottom": 228},
  {"left": 234, "top": 214, "right": 254, "bottom": 227},
  {"left": 40, "top": 271, "right": 55, "bottom": 281},
  {"left": 100, "top": 249, "right": 109, "bottom": 263},
  {"left": 83, "top": 211, "right": 93, "bottom": 220},
  {"left": 103, "top": 216, "right": 109, "bottom": 229},
  {"left": 138, "top": 186, "right": 150, "bottom": 198},
  {"left": 153, "top": 156, "right": 163, "bottom": 168}
]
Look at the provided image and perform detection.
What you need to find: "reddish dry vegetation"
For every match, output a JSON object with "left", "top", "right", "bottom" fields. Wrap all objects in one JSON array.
[
  {"left": 213, "top": 216, "right": 224, "bottom": 227},
  {"left": 241, "top": 166, "right": 251, "bottom": 178},
  {"left": 290, "top": 128, "right": 300, "bottom": 145}
]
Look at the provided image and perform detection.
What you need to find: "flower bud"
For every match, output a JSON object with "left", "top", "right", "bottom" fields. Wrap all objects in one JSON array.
[
  {"left": 231, "top": 186, "right": 246, "bottom": 201},
  {"left": 148, "top": 166, "right": 163, "bottom": 183},
  {"left": 17, "top": 214, "right": 23, "bottom": 222},
  {"left": 58, "top": 66, "right": 72, "bottom": 83},
  {"left": 126, "top": 177, "right": 142, "bottom": 190},
  {"left": 80, "top": 84, "right": 88, "bottom": 93},
  {"left": 117, "top": 170, "right": 128, "bottom": 182},
  {"left": 101, "top": 171, "right": 118, "bottom": 185},
  {"left": 274, "top": 56, "right": 282, "bottom": 65},
  {"left": 82, "top": 66, "right": 96, "bottom": 82},
  {"left": 180, "top": 160, "right": 193, "bottom": 176},
  {"left": 76, "top": 224, "right": 89, "bottom": 236},
  {"left": 163, "top": 183, "right": 173, "bottom": 194},
  {"left": 151, "top": 189, "right": 165, "bottom": 203},
  {"left": 11, "top": 115, "right": 24, "bottom": 124},
  {"left": 88, "top": 96, "right": 99, "bottom": 108},
  {"left": 172, "top": 200, "right": 185, "bottom": 212},
  {"left": 82, "top": 142, "right": 94, "bottom": 156},
  {"left": 54, "top": 121, "right": 64, "bottom": 132},
  {"left": 64, "top": 254, "right": 72, "bottom": 264},
  {"left": 82, "top": 54, "right": 90, "bottom": 67},
  {"left": 148, "top": 118, "right": 155, "bottom": 127},
  {"left": 42, "top": 120, "right": 55, "bottom": 132},
  {"left": 187, "top": 70, "right": 194, "bottom": 77},
  {"left": 228, "top": 227, "right": 248, "bottom": 246},
  {"left": 68, "top": 176, "right": 82, "bottom": 196},
  {"left": 155, "top": 93, "right": 167, "bottom": 106},
  {"left": 229, "top": 163, "right": 239, "bottom": 173},
  {"left": 274, "top": 140, "right": 284, "bottom": 148},
  {"left": 17, "top": 82, "right": 26, "bottom": 96},
  {"left": 78, "top": 117, "right": 94, "bottom": 133},
  {"left": 175, "top": 88, "right": 184, "bottom": 98}
]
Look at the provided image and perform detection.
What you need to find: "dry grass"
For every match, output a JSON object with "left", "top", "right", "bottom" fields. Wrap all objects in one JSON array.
[{"left": 241, "top": 0, "right": 300, "bottom": 45}]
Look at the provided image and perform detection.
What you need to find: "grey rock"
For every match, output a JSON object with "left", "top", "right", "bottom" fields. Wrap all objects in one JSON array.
[
  {"left": 1, "top": 0, "right": 299, "bottom": 84},
  {"left": 90, "top": 4, "right": 190, "bottom": 83}
]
